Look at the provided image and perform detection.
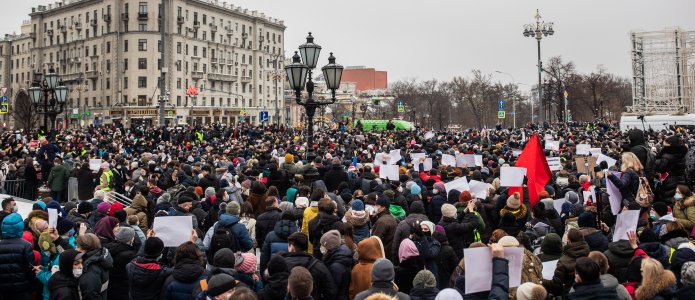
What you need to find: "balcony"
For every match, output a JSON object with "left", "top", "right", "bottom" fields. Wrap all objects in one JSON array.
[
  {"left": 193, "top": 21, "right": 200, "bottom": 29},
  {"left": 210, "top": 25, "right": 218, "bottom": 32},
  {"left": 209, "top": 73, "right": 235, "bottom": 82},
  {"left": 60, "top": 73, "right": 82, "bottom": 82},
  {"left": 29, "top": 32, "right": 36, "bottom": 39},
  {"left": 47, "top": 29, "right": 54, "bottom": 36},
  {"left": 138, "top": 12, "right": 148, "bottom": 20},
  {"left": 177, "top": 16, "right": 184, "bottom": 25},
  {"left": 104, "top": 14, "right": 112, "bottom": 23},
  {"left": 60, "top": 26, "right": 67, "bottom": 33},
  {"left": 241, "top": 76, "right": 251, "bottom": 84},
  {"left": 218, "top": 59, "right": 226, "bottom": 64},
  {"left": 75, "top": 22, "right": 82, "bottom": 31},
  {"left": 121, "top": 13, "right": 129, "bottom": 21},
  {"left": 191, "top": 71, "right": 204, "bottom": 80},
  {"left": 211, "top": 58, "right": 218, "bottom": 64},
  {"left": 90, "top": 19, "right": 97, "bottom": 27},
  {"left": 85, "top": 70, "right": 98, "bottom": 79}
]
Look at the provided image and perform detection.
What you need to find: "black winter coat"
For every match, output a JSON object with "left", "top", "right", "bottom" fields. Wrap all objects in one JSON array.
[
  {"left": 260, "top": 219, "right": 298, "bottom": 274},
  {"left": 80, "top": 247, "right": 114, "bottom": 300},
  {"left": 162, "top": 258, "right": 208, "bottom": 300},
  {"left": 438, "top": 214, "right": 480, "bottom": 261},
  {"left": 323, "top": 165, "right": 350, "bottom": 193},
  {"left": 580, "top": 228, "right": 609, "bottom": 252},
  {"left": 255, "top": 207, "right": 283, "bottom": 248},
  {"left": 104, "top": 240, "right": 138, "bottom": 300},
  {"left": 256, "top": 271, "right": 289, "bottom": 300},
  {"left": 567, "top": 281, "right": 619, "bottom": 300},
  {"left": 0, "top": 239, "right": 35, "bottom": 293},
  {"left": 126, "top": 256, "right": 173, "bottom": 300},
  {"left": 197, "top": 174, "right": 219, "bottom": 192},
  {"left": 435, "top": 243, "right": 458, "bottom": 290},
  {"left": 394, "top": 257, "right": 425, "bottom": 294},
  {"left": 428, "top": 194, "right": 446, "bottom": 223},
  {"left": 308, "top": 212, "right": 343, "bottom": 259},
  {"left": 655, "top": 145, "right": 687, "bottom": 201},
  {"left": 48, "top": 271, "right": 80, "bottom": 300},
  {"left": 76, "top": 166, "right": 97, "bottom": 200},
  {"left": 392, "top": 213, "right": 429, "bottom": 261},
  {"left": 282, "top": 252, "right": 337, "bottom": 300},
  {"left": 608, "top": 168, "right": 640, "bottom": 206},
  {"left": 603, "top": 240, "right": 634, "bottom": 284},
  {"left": 267, "top": 169, "right": 291, "bottom": 197},
  {"left": 324, "top": 245, "right": 354, "bottom": 300},
  {"left": 410, "top": 287, "right": 440, "bottom": 300}
]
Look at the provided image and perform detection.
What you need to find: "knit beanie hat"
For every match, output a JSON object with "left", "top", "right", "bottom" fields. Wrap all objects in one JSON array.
[
  {"left": 267, "top": 254, "right": 289, "bottom": 276},
  {"left": 498, "top": 236, "right": 520, "bottom": 247},
  {"left": 351, "top": 200, "right": 365, "bottom": 211},
  {"left": 578, "top": 211, "right": 596, "bottom": 228},
  {"left": 194, "top": 186, "right": 204, "bottom": 196},
  {"left": 516, "top": 282, "right": 548, "bottom": 300},
  {"left": 235, "top": 252, "right": 257, "bottom": 273},
  {"left": 206, "top": 274, "right": 238, "bottom": 297},
  {"left": 205, "top": 187, "right": 216, "bottom": 197},
  {"left": 540, "top": 233, "right": 563, "bottom": 256},
  {"left": 441, "top": 203, "right": 457, "bottom": 218},
  {"left": 681, "top": 261, "right": 695, "bottom": 286},
  {"left": 115, "top": 227, "right": 135, "bottom": 244},
  {"left": 320, "top": 230, "right": 341, "bottom": 252},
  {"left": 421, "top": 221, "right": 435, "bottom": 234},
  {"left": 109, "top": 202, "right": 124, "bottom": 217},
  {"left": 506, "top": 192, "right": 521, "bottom": 209},
  {"left": 63, "top": 202, "right": 77, "bottom": 215},
  {"left": 410, "top": 184, "right": 422, "bottom": 195},
  {"left": 565, "top": 191, "right": 580, "bottom": 204},
  {"left": 569, "top": 203, "right": 585, "bottom": 217},
  {"left": 285, "top": 153, "right": 294, "bottom": 164},
  {"left": 213, "top": 248, "right": 236, "bottom": 268},
  {"left": 97, "top": 202, "right": 111, "bottom": 215},
  {"left": 226, "top": 201, "right": 240, "bottom": 215},
  {"left": 376, "top": 195, "right": 390, "bottom": 209},
  {"left": 56, "top": 219, "right": 75, "bottom": 236},
  {"left": 413, "top": 270, "right": 437, "bottom": 289},
  {"left": 144, "top": 237, "right": 165, "bottom": 258},
  {"left": 433, "top": 182, "right": 446, "bottom": 194},
  {"left": 278, "top": 201, "right": 294, "bottom": 213},
  {"left": 372, "top": 258, "right": 395, "bottom": 282},
  {"left": 459, "top": 191, "right": 472, "bottom": 203},
  {"left": 435, "top": 224, "right": 446, "bottom": 236},
  {"left": 652, "top": 202, "right": 668, "bottom": 217},
  {"left": 639, "top": 228, "right": 659, "bottom": 243}
]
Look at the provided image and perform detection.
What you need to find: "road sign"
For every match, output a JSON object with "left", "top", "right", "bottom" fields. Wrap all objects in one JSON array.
[
  {"left": 1, "top": 96, "right": 7, "bottom": 103},
  {"left": 498, "top": 100, "right": 505, "bottom": 111},
  {"left": 397, "top": 105, "right": 405, "bottom": 113},
  {"left": 344, "top": 112, "right": 350, "bottom": 117},
  {"left": 260, "top": 111, "right": 269, "bottom": 123},
  {"left": 498, "top": 111, "right": 506, "bottom": 119},
  {"left": 563, "top": 90, "right": 569, "bottom": 98}
]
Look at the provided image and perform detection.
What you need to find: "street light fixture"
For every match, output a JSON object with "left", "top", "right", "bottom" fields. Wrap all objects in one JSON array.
[
  {"left": 28, "top": 68, "right": 68, "bottom": 132},
  {"left": 523, "top": 9, "right": 554, "bottom": 124},
  {"left": 285, "top": 32, "right": 343, "bottom": 157}
]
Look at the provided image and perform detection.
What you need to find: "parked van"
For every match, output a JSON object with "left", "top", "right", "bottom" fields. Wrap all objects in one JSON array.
[{"left": 620, "top": 114, "right": 695, "bottom": 131}]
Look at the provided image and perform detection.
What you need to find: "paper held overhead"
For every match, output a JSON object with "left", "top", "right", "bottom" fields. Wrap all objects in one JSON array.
[
  {"left": 445, "top": 176, "right": 469, "bottom": 193},
  {"left": 468, "top": 180, "right": 488, "bottom": 199},
  {"left": 500, "top": 167, "right": 527, "bottom": 187},
  {"left": 153, "top": 216, "right": 193, "bottom": 247},
  {"left": 464, "top": 247, "right": 523, "bottom": 293},
  {"left": 379, "top": 165, "right": 400, "bottom": 181},
  {"left": 576, "top": 144, "right": 591, "bottom": 155},
  {"left": 441, "top": 154, "right": 456, "bottom": 167},
  {"left": 545, "top": 140, "right": 560, "bottom": 151},
  {"left": 456, "top": 154, "right": 476, "bottom": 168},
  {"left": 414, "top": 158, "right": 433, "bottom": 172}
]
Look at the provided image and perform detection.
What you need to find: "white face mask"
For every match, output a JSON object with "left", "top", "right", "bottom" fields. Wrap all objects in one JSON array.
[
  {"left": 320, "top": 246, "right": 328, "bottom": 255},
  {"left": 73, "top": 268, "right": 83, "bottom": 278}
]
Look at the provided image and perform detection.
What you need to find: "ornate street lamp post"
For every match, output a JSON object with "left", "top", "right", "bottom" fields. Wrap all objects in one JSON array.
[
  {"left": 523, "top": 9, "right": 554, "bottom": 124},
  {"left": 285, "top": 32, "right": 343, "bottom": 156},
  {"left": 28, "top": 68, "right": 68, "bottom": 132}
]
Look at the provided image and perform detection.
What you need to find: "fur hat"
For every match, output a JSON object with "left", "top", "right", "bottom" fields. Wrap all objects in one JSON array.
[
  {"left": 498, "top": 236, "right": 520, "bottom": 247},
  {"left": 441, "top": 203, "right": 457, "bottom": 218},
  {"left": 506, "top": 192, "right": 521, "bottom": 210},
  {"left": 516, "top": 282, "right": 548, "bottom": 300}
]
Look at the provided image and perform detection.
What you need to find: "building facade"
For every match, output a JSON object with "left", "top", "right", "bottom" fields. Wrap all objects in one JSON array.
[
  {"left": 0, "top": 0, "right": 285, "bottom": 128},
  {"left": 341, "top": 66, "right": 387, "bottom": 92}
]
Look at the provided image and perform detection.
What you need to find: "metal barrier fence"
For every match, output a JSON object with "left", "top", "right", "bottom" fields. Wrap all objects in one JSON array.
[
  {"left": 106, "top": 191, "right": 132, "bottom": 207},
  {"left": 1, "top": 179, "right": 28, "bottom": 199}
]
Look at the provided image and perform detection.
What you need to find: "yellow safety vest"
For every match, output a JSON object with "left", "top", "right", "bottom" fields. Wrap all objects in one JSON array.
[{"left": 101, "top": 170, "right": 113, "bottom": 191}]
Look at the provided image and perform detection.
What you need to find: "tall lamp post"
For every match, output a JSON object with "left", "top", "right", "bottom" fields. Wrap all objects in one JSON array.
[
  {"left": 523, "top": 9, "right": 554, "bottom": 124},
  {"left": 285, "top": 32, "right": 344, "bottom": 156},
  {"left": 28, "top": 68, "right": 68, "bottom": 132}
]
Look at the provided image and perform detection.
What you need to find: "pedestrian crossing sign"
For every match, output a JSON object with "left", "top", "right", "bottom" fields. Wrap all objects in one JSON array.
[{"left": 498, "top": 111, "right": 506, "bottom": 119}]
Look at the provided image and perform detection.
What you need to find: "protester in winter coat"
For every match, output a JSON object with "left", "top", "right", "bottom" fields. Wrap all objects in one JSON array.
[
  {"left": 392, "top": 201, "right": 428, "bottom": 261},
  {"left": 202, "top": 202, "right": 254, "bottom": 259},
  {"left": 635, "top": 257, "right": 678, "bottom": 300},
  {"left": 349, "top": 236, "right": 386, "bottom": 299},
  {"left": 607, "top": 152, "right": 642, "bottom": 208},
  {"left": 126, "top": 236, "right": 173, "bottom": 300},
  {"left": 370, "top": 197, "right": 398, "bottom": 262},
  {"left": 543, "top": 228, "right": 590, "bottom": 296},
  {"left": 602, "top": 239, "right": 635, "bottom": 284},
  {"left": 309, "top": 198, "right": 344, "bottom": 259},
  {"left": 260, "top": 211, "right": 298, "bottom": 274},
  {"left": 395, "top": 238, "right": 425, "bottom": 294},
  {"left": 638, "top": 228, "right": 672, "bottom": 268},
  {"left": 410, "top": 270, "right": 440, "bottom": 300},
  {"left": 536, "top": 233, "right": 563, "bottom": 262},
  {"left": 587, "top": 251, "right": 631, "bottom": 300},
  {"left": 255, "top": 196, "right": 283, "bottom": 249},
  {"left": 238, "top": 202, "right": 257, "bottom": 250},
  {"left": 438, "top": 202, "right": 481, "bottom": 261},
  {"left": 257, "top": 255, "right": 289, "bottom": 300},
  {"left": 324, "top": 160, "right": 350, "bottom": 193},
  {"left": 677, "top": 261, "right": 695, "bottom": 299},
  {"left": 283, "top": 232, "right": 337, "bottom": 300},
  {"left": 104, "top": 227, "right": 138, "bottom": 300},
  {"left": 577, "top": 212, "right": 609, "bottom": 252},
  {"left": 0, "top": 212, "right": 36, "bottom": 300},
  {"left": 162, "top": 241, "right": 208, "bottom": 300},
  {"left": 234, "top": 252, "right": 262, "bottom": 291},
  {"left": 673, "top": 185, "right": 695, "bottom": 232},
  {"left": 654, "top": 135, "right": 687, "bottom": 202},
  {"left": 566, "top": 257, "right": 619, "bottom": 300},
  {"left": 345, "top": 200, "right": 371, "bottom": 244},
  {"left": 427, "top": 183, "right": 446, "bottom": 222},
  {"left": 431, "top": 230, "right": 457, "bottom": 290},
  {"left": 77, "top": 233, "right": 114, "bottom": 300},
  {"left": 47, "top": 249, "right": 83, "bottom": 300},
  {"left": 247, "top": 181, "right": 269, "bottom": 216},
  {"left": 321, "top": 230, "right": 354, "bottom": 300},
  {"left": 354, "top": 258, "right": 410, "bottom": 300},
  {"left": 124, "top": 194, "right": 149, "bottom": 233}
]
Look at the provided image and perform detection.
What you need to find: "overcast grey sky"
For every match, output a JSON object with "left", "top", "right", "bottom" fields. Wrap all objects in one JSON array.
[{"left": 4, "top": 0, "right": 694, "bottom": 90}]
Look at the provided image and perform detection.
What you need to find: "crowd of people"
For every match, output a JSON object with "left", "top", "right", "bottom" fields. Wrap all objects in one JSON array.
[{"left": 0, "top": 121, "right": 695, "bottom": 300}]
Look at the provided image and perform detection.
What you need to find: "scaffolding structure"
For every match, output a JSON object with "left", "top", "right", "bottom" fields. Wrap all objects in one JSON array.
[{"left": 627, "top": 28, "right": 695, "bottom": 115}]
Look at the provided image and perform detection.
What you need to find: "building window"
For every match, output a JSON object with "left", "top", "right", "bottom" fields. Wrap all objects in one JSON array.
[
  {"left": 138, "top": 95, "right": 146, "bottom": 106},
  {"left": 158, "top": 59, "right": 162, "bottom": 70},
  {"left": 211, "top": 97, "right": 215, "bottom": 107},
  {"left": 124, "top": 77, "right": 128, "bottom": 89},
  {"left": 176, "top": 42, "right": 181, "bottom": 54},
  {"left": 138, "top": 76, "right": 147, "bottom": 88},
  {"left": 106, "top": 78, "right": 111, "bottom": 89},
  {"left": 138, "top": 39, "right": 147, "bottom": 51},
  {"left": 139, "top": 2, "right": 147, "bottom": 13},
  {"left": 106, "top": 96, "right": 111, "bottom": 107},
  {"left": 106, "top": 42, "right": 111, "bottom": 53},
  {"left": 138, "top": 23, "right": 147, "bottom": 31},
  {"left": 124, "top": 40, "right": 128, "bottom": 52},
  {"left": 202, "top": 47, "right": 206, "bottom": 58},
  {"left": 177, "top": 78, "right": 181, "bottom": 89},
  {"left": 177, "top": 95, "right": 181, "bottom": 106},
  {"left": 158, "top": 41, "right": 162, "bottom": 52},
  {"left": 138, "top": 58, "right": 147, "bottom": 69},
  {"left": 124, "top": 58, "right": 128, "bottom": 70}
]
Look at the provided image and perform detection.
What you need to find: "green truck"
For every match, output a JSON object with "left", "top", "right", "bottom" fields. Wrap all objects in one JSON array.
[{"left": 355, "top": 120, "right": 415, "bottom": 131}]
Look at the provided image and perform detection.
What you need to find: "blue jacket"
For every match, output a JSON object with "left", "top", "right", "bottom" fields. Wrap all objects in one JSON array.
[
  {"left": 260, "top": 219, "right": 298, "bottom": 273},
  {"left": 163, "top": 259, "right": 207, "bottom": 300},
  {"left": 203, "top": 214, "right": 253, "bottom": 253},
  {"left": 0, "top": 213, "right": 35, "bottom": 293}
]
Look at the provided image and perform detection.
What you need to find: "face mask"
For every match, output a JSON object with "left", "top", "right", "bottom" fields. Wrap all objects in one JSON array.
[
  {"left": 649, "top": 213, "right": 657, "bottom": 220},
  {"left": 433, "top": 190, "right": 439, "bottom": 195},
  {"left": 675, "top": 193, "right": 683, "bottom": 200},
  {"left": 320, "top": 246, "right": 328, "bottom": 255},
  {"left": 73, "top": 268, "right": 83, "bottom": 278}
]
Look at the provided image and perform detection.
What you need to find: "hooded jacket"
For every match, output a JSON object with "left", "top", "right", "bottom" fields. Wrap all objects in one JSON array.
[
  {"left": 353, "top": 258, "right": 411, "bottom": 300},
  {"left": 673, "top": 195, "right": 695, "bottom": 231},
  {"left": 371, "top": 210, "right": 398, "bottom": 262},
  {"left": 542, "top": 241, "right": 590, "bottom": 296},
  {"left": 538, "top": 233, "right": 563, "bottom": 262},
  {"left": 202, "top": 213, "right": 253, "bottom": 254},
  {"left": 349, "top": 236, "right": 386, "bottom": 299},
  {"left": 126, "top": 256, "right": 174, "bottom": 300},
  {"left": 197, "top": 173, "right": 220, "bottom": 192},
  {"left": 163, "top": 257, "right": 207, "bottom": 300},
  {"left": 325, "top": 245, "right": 355, "bottom": 300},
  {"left": 104, "top": 240, "right": 138, "bottom": 300},
  {"left": 283, "top": 251, "right": 337, "bottom": 300},
  {"left": 256, "top": 207, "right": 283, "bottom": 248},
  {"left": 48, "top": 270, "right": 80, "bottom": 300},
  {"left": 345, "top": 209, "right": 371, "bottom": 244},
  {"left": 392, "top": 211, "right": 429, "bottom": 262},
  {"left": 324, "top": 164, "right": 350, "bottom": 193},
  {"left": 0, "top": 213, "right": 35, "bottom": 293},
  {"left": 125, "top": 194, "right": 149, "bottom": 233},
  {"left": 80, "top": 247, "right": 114, "bottom": 300},
  {"left": 603, "top": 240, "right": 635, "bottom": 283},
  {"left": 308, "top": 212, "right": 344, "bottom": 259},
  {"left": 438, "top": 213, "right": 480, "bottom": 261},
  {"left": 640, "top": 242, "right": 672, "bottom": 269},
  {"left": 260, "top": 218, "right": 298, "bottom": 274}
]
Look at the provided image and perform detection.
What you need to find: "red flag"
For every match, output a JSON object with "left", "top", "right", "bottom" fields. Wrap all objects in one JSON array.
[{"left": 508, "top": 133, "right": 552, "bottom": 207}]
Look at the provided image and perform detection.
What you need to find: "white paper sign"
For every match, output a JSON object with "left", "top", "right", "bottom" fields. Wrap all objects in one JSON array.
[
  {"left": 48, "top": 208, "right": 58, "bottom": 229},
  {"left": 576, "top": 144, "right": 591, "bottom": 156},
  {"left": 597, "top": 154, "right": 617, "bottom": 167},
  {"left": 500, "top": 167, "right": 527, "bottom": 187},
  {"left": 474, "top": 155, "right": 483, "bottom": 167},
  {"left": 410, "top": 152, "right": 426, "bottom": 162},
  {"left": 89, "top": 159, "right": 102, "bottom": 171},
  {"left": 379, "top": 165, "right": 400, "bottom": 181},
  {"left": 389, "top": 149, "right": 402, "bottom": 165},
  {"left": 456, "top": 154, "right": 476, "bottom": 168},
  {"left": 589, "top": 148, "right": 602, "bottom": 157},
  {"left": 545, "top": 140, "right": 560, "bottom": 151},
  {"left": 546, "top": 157, "right": 562, "bottom": 171},
  {"left": 544, "top": 134, "right": 554, "bottom": 141},
  {"left": 445, "top": 177, "right": 469, "bottom": 193},
  {"left": 374, "top": 152, "right": 390, "bottom": 167},
  {"left": 469, "top": 180, "right": 488, "bottom": 199},
  {"left": 278, "top": 157, "right": 286, "bottom": 167},
  {"left": 424, "top": 131, "right": 435, "bottom": 140},
  {"left": 582, "top": 189, "right": 597, "bottom": 205},
  {"left": 441, "top": 154, "right": 456, "bottom": 167},
  {"left": 613, "top": 210, "right": 640, "bottom": 242},
  {"left": 512, "top": 149, "right": 522, "bottom": 157},
  {"left": 464, "top": 247, "right": 523, "bottom": 294},
  {"left": 414, "top": 158, "right": 433, "bottom": 172},
  {"left": 153, "top": 216, "right": 193, "bottom": 247},
  {"left": 606, "top": 171, "right": 623, "bottom": 216},
  {"left": 553, "top": 199, "right": 565, "bottom": 215},
  {"left": 542, "top": 260, "right": 559, "bottom": 280}
]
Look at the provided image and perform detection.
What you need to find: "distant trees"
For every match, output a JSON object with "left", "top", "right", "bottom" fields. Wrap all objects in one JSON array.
[{"left": 13, "top": 91, "right": 39, "bottom": 132}]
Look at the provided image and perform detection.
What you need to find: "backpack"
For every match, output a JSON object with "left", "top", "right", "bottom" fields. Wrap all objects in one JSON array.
[
  {"left": 270, "top": 242, "right": 288, "bottom": 260},
  {"left": 636, "top": 175, "right": 655, "bottom": 208},
  {"left": 208, "top": 223, "right": 241, "bottom": 262},
  {"left": 638, "top": 145, "right": 656, "bottom": 174}
]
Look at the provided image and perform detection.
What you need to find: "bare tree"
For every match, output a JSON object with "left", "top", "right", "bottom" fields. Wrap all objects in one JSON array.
[{"left": 12, "top": 91, "right": 39, "bottom": 133}]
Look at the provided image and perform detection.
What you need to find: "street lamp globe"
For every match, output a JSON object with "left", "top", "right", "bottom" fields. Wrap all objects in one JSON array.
[
  {"left": 28, "top": 85, "right": 43, "bottom": 105},
  {"left": 45, "top": 69, "right": 59, "bottom": 89},
  {"left": 321, "top": 53, "right": 344, "bottom": 91},
  {"left": 54, "top": 84, "right": 69, "bottom": 104},
  {"left": 298, "top": 32, "right": 322, "bottom": 69},
  {"left": 284, "top": 51, "right": 309, "bottom": 92}
]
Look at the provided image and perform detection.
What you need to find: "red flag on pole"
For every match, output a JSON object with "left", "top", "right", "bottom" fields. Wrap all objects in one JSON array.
[{"left": 508, "top": 133, "right": 552, "bottom": 207}]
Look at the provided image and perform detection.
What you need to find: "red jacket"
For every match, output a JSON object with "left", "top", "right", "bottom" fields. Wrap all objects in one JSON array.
[{"left": 419, "top": 171, "right": 442, "bottom": 183}]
